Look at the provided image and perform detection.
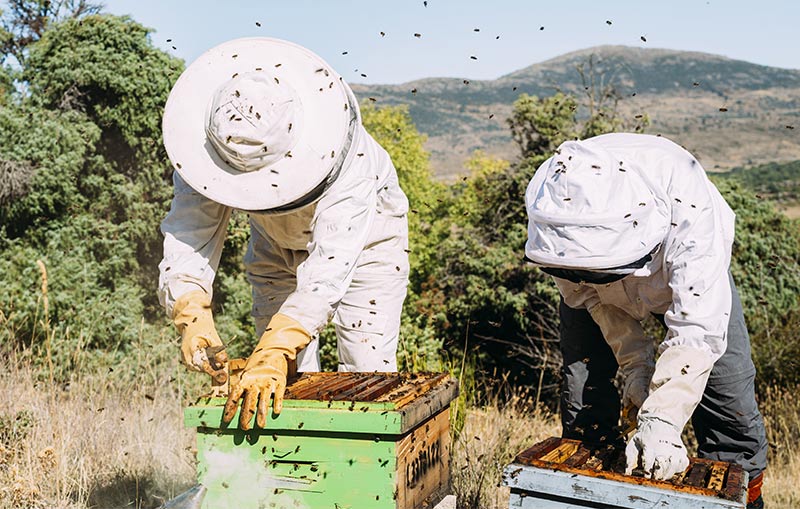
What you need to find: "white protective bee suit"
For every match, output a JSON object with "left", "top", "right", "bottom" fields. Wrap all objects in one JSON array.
[
  {"left": 159, "top": 123, "right": 409, "bottom": 372},
  {"left": 157, "top": 37, "right": 409, "bottom": 382},
  {"left": 525, "top": 134, "right": 767, "bottom": 498}
]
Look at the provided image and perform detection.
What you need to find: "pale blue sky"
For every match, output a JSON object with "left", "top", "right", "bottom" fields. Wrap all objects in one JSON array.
[{"left": 102, "top": 0, "right": 799, "bottom": 84}]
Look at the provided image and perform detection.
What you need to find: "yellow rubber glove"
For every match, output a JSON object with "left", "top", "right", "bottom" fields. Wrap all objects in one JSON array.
[
  {"left": 223, "top": 313, "right": 311, "bottom": 430},
  {"left": 172, "top": 290, "right": 228, "bottom": 384}
]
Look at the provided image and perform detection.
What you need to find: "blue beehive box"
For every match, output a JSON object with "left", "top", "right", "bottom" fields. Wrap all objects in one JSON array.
[{"left": 503, "top": 437, "right": 748, "bottom": 508}]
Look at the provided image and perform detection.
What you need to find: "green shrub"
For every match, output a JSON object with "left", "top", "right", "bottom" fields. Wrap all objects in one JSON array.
[
  {"left": 714, "top": 178, "right": 800, "bottom": 388},
  {"left": 0, "top": 215, "right": 143, "bottom": 364}
]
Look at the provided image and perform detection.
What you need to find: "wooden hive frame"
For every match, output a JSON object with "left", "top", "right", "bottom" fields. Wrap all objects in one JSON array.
[
  {"left": 185, "top": 371, "right": 459, "bottom": 509},
  {"left": 503, "top": 437, "right": 748, "bottom": 508}
]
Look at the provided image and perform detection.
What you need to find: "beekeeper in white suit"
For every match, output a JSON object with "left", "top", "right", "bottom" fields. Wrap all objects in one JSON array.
[
  {"left": 157, "top": 38, "right": 409, "bottom": 431},
  {"left": 525, "top": 133, "right": 767, "bottom": 509}
]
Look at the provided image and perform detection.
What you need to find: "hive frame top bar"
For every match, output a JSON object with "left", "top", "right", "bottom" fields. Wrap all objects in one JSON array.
[{"left": 184, "top": 372, "right": 459, "bottom": 435}]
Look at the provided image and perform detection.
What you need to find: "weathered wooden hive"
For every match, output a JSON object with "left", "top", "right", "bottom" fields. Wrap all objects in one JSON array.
[
  {"left": 503, "top": 437, "right": 748, "bottom": 508},
  {"left": 184, "top": 370, "right": 458, "bottom": 509}
]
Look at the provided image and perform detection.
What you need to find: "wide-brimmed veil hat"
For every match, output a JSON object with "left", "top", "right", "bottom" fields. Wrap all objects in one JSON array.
[
  {"left": 525, "top": 139, "right": 671, "bottom": 270},
  {"left": 163, "top": 37, "right": 359, "bottom": 211}
]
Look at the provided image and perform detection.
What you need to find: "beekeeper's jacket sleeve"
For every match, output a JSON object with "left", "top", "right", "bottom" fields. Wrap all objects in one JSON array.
[
  {"left": 659, "top": 157, "right": 734, "bottom": 363},
  {"left": 277, "top": 131, "right": 387, "bottom": 335},
  {"left": 634, "top": 154, "right": 736, "bottom": 429},
  {"left": 158, "top": 171, "right": 232, "bottom": 317},
  {"left": 554, "top": 279, "right": 654, "bottom": 379}
]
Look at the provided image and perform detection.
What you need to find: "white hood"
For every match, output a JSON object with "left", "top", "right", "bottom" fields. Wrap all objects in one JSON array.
[{"left": 525, "top": 139, "right": 670, "bottom": 270}]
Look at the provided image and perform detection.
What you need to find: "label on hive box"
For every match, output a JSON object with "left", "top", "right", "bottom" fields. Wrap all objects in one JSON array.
[{"left": 396, "top": 411, "right": 451, "bottom": 509}]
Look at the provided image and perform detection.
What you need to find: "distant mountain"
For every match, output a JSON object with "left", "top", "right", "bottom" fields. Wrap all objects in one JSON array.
[{"left": 351, "top": 46, "right": 800, "bottom": 178}]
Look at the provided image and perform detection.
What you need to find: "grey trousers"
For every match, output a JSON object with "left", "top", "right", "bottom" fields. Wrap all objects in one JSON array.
[{"left": 558, "top": 275, "right": 768, "bottom": 478}]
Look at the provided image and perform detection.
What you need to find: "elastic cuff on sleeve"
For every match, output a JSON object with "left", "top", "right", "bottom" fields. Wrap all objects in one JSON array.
[{"left": 160, "top": 279, "right": 209, "bottom": 317}]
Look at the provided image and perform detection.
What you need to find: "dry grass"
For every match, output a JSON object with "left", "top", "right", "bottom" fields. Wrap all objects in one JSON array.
[
  {"left": 450, "top": 391, "right": 559, "bottom": 509},
  {"left": 759, "top": 385, "right": 800, "bottom": 509},
  {"left": 0, "top": 349, "right": 198, "bottom": 509},
  {"left": 0, "top": 350, "right": 797, "bottom": 508}
]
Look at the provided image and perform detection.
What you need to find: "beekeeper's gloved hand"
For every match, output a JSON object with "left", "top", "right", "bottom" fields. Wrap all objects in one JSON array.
[
  {"left": 625, "top": 419, "right": 689, "bottom": 479},
  {"left": 173, "top": 290, "right": 228, "bottom": 383},
  {"left": 223, "top": 314, "right": 311, "bottom": 430},
  {"left": 624, "top": 345, "right": 714, "bottom": 480}
]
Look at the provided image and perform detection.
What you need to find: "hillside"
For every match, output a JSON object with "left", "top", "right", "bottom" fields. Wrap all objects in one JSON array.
[
  {"left": 724, "top": 159, "right": 800, "bottom": 218},
  {"left": 352, "top": 46, "right": 800, "bottom": 178}
]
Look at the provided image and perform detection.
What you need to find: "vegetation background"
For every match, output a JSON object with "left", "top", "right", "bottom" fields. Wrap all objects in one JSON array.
[{"left": 0, "top": 2, "right": 798, "bottom": 508}]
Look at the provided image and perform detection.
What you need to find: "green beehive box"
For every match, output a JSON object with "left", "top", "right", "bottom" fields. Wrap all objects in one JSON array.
[{"left": 184, "top": 372, "right": 458, "bottom": 509}]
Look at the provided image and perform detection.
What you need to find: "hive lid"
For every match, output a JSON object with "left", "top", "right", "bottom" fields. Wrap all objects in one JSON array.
[{"left": 184, "top": 372, "right": 458, "bottom": 435}]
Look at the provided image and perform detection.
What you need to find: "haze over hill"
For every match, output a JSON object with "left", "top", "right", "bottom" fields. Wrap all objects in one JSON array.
[{"left": 351, "top": 46, "right": 800, "bottom": 178}]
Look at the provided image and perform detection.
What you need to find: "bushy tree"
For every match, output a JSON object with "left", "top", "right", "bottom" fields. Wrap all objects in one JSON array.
[
  {"left": 0, "top": 14, "right": 182, "bottom": 365},
  {"left": 0, "top": 62, "right": 12, "bottom": 104},
  {"left": 714, "top": 178, "right": 800, "bottom": 387},
  {"left": 421, "top": 153, "right": 561, "bottom": 393},
  {"left": 507, "top": 92, "right": 578, "bottom": 163},
  {"left": 1, "top": 0, "right": 102, "bottom": 64},
  {"left": 0, "top": 104, "right": 100, "bottom": 237},
  {"left": 26, "top": 15, "right": 181, "bottom": 311}
]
